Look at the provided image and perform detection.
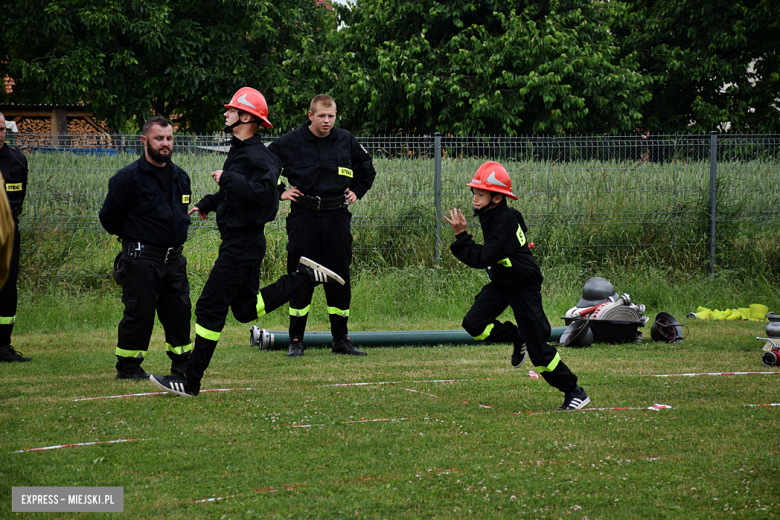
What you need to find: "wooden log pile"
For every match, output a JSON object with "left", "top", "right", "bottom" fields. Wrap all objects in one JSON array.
[{"left": 14, "top": 117, "right": 115, "bottom": 149}]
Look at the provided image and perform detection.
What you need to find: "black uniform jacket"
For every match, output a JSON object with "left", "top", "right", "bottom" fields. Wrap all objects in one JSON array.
[
  {"left": 450, "top": 201, "right": 543, "bottom": 289},
  {"left": 0, "top": 143, "right": 28, "bottom": 221},
  {"left": 268, "top": 121, "right": 376, "bottom": 212},
  {"left": 99, "top": 153, "right": 192, "bottom": 248},
  {"left": 196, "top": 135, "right": 279, "bottom": 238}
]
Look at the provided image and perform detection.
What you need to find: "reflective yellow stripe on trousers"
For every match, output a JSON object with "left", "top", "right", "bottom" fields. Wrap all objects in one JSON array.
[
  {"left": 166, "top": 343, "right": 193, "bottom": 355},
  {"left": 115, "top": 348, "right": 144, "bottom": 358},
  {"left": 535, "top": 352, "right": 561, "bottom": 373},
  {"left": 289, "top": 304, "right": 311, "bottom": 317},
  {"left": 327, "top": 306, "right": 349, "bottom": 317},
  {"left": 195, "top": 323, "right": 221, "bottom": 341},
  {"left": 256, "top": 293, "right": 267, "bottom": 318},
  {"left": 473, "top": 323, "right": 494, "bottom": 341}
]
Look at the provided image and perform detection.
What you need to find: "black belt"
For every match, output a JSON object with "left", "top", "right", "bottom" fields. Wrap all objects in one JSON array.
[
  {"left": 125, "top": 242, "right": 183, "bottom": 264},
  {"left": 295, "top": 194, "right": 348, "bottom": 211}
]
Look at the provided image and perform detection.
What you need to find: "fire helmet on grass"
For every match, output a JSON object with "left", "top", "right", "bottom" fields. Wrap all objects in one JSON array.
[{"left": 576, "top": 277, "right": 620, "bottom": 308}]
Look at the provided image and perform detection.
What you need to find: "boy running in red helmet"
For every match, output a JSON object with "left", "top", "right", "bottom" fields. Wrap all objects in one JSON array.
[{"left": 444, "top": 161, "right": 589, "bottom": 411}]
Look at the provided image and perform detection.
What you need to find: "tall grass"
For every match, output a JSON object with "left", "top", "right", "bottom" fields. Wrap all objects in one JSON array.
[{"left": 15, "top": 134, "right": 780, "bottom": 289}]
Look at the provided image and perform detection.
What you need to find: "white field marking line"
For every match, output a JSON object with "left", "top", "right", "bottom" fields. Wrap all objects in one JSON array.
[
  {"left": 275, "top": 417, "right": 412, "bottom": 429},
  {"left": 516, "top": 407, "right": 647, "bottom": 416},
  {"left": 650, "top": 371, "right": 780, "bottom": 378},
  {"left": 195, "top": 485, "right": 298, "bottom": 504},
  {"left": 318, "top": 378, "right": 491, "bottom": 387},
  {"left": 404, "top": 388, "right": 441, "bottom": 398},
  {"left": 403, "top": 387, "right": 506, "bottom": 411},
  {"left": 74, "top": 392, "right": 165, "bottom": 401},
  {"left": 73, "top": 387, "right": 255, "bottom": 401},
  {"left": 13, "top": 438, "right": 150, "bottom": 453},
  {"left": 194, "top": 494, "right": 241, "bottom": 503},
  {"left": 744, "top": 403, "right": 780, "bottom": 407}
]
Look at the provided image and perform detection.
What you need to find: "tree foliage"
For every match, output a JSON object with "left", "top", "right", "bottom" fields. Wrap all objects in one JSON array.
[
  {"left": 2, "top": 0, "right": 777, "bottom": 135},
  {"left": 283, "top": 0, "right": 652, "bottom": 135},
  {"left": 613, "top": 0, "right": 780, "bottom": 133},
  {"left": 0, "top": 0, "right": 333, "bottom": 132}
]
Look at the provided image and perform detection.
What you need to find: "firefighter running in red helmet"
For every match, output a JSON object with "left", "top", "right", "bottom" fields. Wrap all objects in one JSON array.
[
  {"left": 149, "top": 87, "right": 345, "bottom": 397},
  {"left": 444, "top": 161, "right": 590, "bottom": 411}
]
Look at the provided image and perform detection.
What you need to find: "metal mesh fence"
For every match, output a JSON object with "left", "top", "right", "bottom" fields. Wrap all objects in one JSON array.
[{"left": 6, "top": 132, "right": 780, "bottom": 285}]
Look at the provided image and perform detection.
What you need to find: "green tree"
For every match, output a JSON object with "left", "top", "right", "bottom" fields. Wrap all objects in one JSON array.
[
  {"left": 282, "top": 0, "right": 652, "bottom": 135},
  {"left": 613, "top": 0, "right": 780, "bottom": 133},
  {"left": 0, "top": 0, "right": 333, "bottom": 132}
]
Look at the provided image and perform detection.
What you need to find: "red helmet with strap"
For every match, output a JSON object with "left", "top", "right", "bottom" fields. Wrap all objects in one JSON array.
[
  {"left": 224, "top": 87, "right": 273, "bottom": 128},
  {"left": 467, "top": 161, "right": 518, "bottom": 200}
]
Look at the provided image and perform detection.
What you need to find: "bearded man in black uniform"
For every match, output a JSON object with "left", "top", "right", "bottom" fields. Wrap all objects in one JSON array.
[
  {"left": 99, "top": 116, "right": 193, "bottom": 379},
  {"left": 268, "top": 95, "right": 376, "bottom": 358}
]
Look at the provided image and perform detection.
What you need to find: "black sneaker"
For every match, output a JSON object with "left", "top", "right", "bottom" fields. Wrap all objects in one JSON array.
[
  {"left": 149, "top": 374, "right": 198, "bottom": 397},
  {"left": 286, "top": 340, "right": 304, "bottom": 358},
  {"left": 116, "top": 366, "right": 150, "bottom": 380},
  {"left": 298, "top": 257, "right": 345, "bottom": 285},
  {"left": 511, "top": 341, "right": 527, "bottom": 368},
  {"left": 0, "top": 345, "right": 31, "bottom": 362},
  {"left": 332, "top": 337, "right": 367, "bottom": 356},
  {"left": 558, "top": 386, "right": 590, "bottom": 411}
]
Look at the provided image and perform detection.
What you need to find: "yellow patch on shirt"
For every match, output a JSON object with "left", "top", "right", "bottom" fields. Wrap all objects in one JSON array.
[
  {"left": 516, "top": 224, "right": 527, "bottom": 247},
  {"left": 5, "top": 183, "right": 22, "bottom": 192},
  {"left": 338, "top": 167, "right": 353, "bottom": 178},
  {"left": 182, "top": 195, "right": 190, "bottom": 204}
]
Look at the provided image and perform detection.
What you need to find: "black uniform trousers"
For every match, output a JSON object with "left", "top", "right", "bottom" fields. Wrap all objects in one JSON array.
[
  {"left": 187, "top": 233, "right": 312, "bottom": 391},
  {"left": 462, "top": 283, "right": 578, "bottom": 393},
  {"left": 115, "top": 253, "right": 192, "bottom": 371},
  {"left": 285, "top": 210, "right": 352, "bottom": 342},
  {"left": 0, "top": 225, "right": 20, "bottom": 346}
]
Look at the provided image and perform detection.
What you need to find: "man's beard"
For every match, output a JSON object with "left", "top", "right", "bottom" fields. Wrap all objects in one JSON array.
[{"left": 148, "top": 145, "right": 172, "bottom": 163}]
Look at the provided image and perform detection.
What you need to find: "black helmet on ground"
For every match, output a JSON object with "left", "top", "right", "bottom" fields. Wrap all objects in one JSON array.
[{"left": 576, "top": 277, "right": 620, "bottom": 308}]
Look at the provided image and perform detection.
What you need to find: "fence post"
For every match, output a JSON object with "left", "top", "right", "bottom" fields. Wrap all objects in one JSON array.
[
  {"left": 434, "top": 132, "right": 442, "bottom": 267},
  {"left": 709, "top": 131, "right": 718, "bottom": 275}
]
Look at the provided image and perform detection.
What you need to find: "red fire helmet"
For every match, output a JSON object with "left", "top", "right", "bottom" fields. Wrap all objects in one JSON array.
[
  {"left": 224, "top": 87, "right": 273, "bottom": 128},
  {"left": 466, "top": 161, "right": 518, "bottom": 200}
]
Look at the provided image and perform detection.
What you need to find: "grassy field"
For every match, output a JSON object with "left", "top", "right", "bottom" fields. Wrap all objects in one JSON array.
[{"left": 2, "top": 268, "right": 779, "bottom": 519}]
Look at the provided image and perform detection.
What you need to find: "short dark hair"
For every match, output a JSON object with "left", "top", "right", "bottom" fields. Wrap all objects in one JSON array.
[
  {"left": 310, "top": 94, "right": 336, "bottom": 114},
  {"left": 142, "top": 116, "right": 171, "bottom": 136}
]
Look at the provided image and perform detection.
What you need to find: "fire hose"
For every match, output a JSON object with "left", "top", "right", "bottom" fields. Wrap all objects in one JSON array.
[{"left": 251, "top": 327, "right": 567, "bottom": 351}]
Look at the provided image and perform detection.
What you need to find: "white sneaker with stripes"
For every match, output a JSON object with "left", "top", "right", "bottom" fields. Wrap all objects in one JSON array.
[
  {"left": 298, "top": 257, "right": 346, "bottom": 285},
  {"left": 150, "top": 374, "right": 198, "bottom": 397}
]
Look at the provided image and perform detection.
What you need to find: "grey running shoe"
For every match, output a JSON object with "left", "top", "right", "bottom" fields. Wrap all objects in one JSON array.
[
  {"left": 298, "top": 257, "right": 345, "bottom": 285},
  {"left": 149, "top": 374, "right": 198, "bottom": 397},
  {"left": 511, "top": 341, "right": 527, "bottom": 368},
  {"left": 558, "top": 386, "right": 590, "bottom": 411}
]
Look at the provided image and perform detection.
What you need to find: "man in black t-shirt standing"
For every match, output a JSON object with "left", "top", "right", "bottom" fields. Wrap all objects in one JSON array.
[{"left": 99, "top": 116, "right": 193, "bottom": 380}]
